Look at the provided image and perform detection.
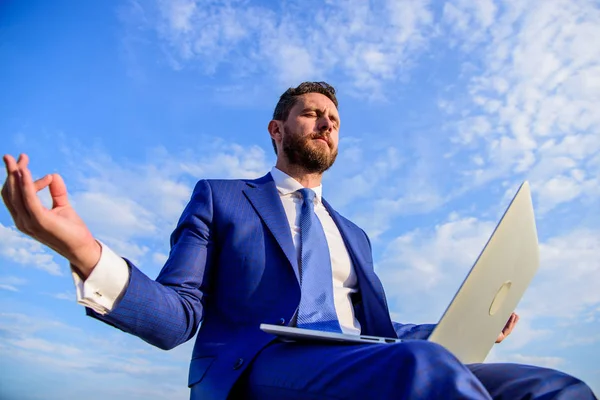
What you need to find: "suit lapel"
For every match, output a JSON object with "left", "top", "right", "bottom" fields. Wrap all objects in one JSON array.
[
  {"left": 322, "top": 198, "right": 375, "bottom": 291},
  {"left": 243, "top": 174, "right": 299, "bottom": 279},
  {"left": 323, "top": 201, "right": 370, "bottom": 271}
]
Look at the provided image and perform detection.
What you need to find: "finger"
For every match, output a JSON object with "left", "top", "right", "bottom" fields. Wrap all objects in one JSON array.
[
  {"left": 34, "top": 174, "right": 52, "bottom": 192},
  {"left": 509, "top": 313, "right": 518, "bottom": 328},
  {"left": 505, "top": 313, "right": 516, "bottom": 328},
  {"left": 3, "top": 156, "right": 52, "bottom": 217},
  {"left": 2, "top": 154, "right": 29, "bottom": 222},
  {"left": 3, "top": 154, "right": 17, "bottom": 175},
  {"left": 503, "top": 315, "right": 513, "bottom": 332},
  {"left": 496, "top": 314, "right": 517, "bottom": 343},
  {"left": 507, "top": 314, "right": 519, "bottom": 333},
  {"left": 19, "top": 161, "right": 45, "bottom": 217},
  {"left": 2, "top": 154, "right": 18, "bottom": 197},
  {"left": 1, "top": 155, "right": 18, "bottom": 216},
  {"left": 16, "top": 153, "right": 27, "bottom": 168},
  {"left": 1, "top": 186, "right": 18, "bottom": 219},
  {"left": 504, "top": 313, "right": 513, "bottom": 329},
  {"left": 503, "top": 316, "right": 516, "bottom": 336},
  {"left": 48, "top": 173, "right": 69, "bottom": 208}
]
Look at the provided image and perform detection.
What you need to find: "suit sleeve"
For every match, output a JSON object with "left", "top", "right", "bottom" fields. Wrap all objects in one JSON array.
[
  {"left": 86, "top": 180, "right": 215, "bottom": 350},
  {"left": 392, "top": 322, "right": 436, "bottom": 340}
]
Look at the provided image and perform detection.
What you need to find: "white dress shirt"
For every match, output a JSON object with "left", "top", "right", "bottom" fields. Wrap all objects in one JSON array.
[
  {"left": 72, "top": 167, "right": 361, "bottom": 334},
  {"left": 270, "top": 167, "right": 361, "bottom": 334}
]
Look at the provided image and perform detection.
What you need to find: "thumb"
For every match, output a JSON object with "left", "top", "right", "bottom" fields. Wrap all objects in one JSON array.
[{"left": 48, "top": 173, "right": 70, "bottom": 208}]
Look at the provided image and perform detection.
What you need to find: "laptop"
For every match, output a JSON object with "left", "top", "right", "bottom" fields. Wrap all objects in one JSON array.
[{"left": 261, "top": 181, "right": 540, "bottom": 364}]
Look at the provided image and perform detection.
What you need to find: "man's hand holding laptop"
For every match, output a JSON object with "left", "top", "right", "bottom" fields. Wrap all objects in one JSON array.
[{"left": 496, "top": 312, "right": 519, "bottom": 343}]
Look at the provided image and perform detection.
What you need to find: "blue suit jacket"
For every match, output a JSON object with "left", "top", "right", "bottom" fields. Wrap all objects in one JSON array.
[{"left": 88, "top": 173, "right": 435, "bottom": 399}]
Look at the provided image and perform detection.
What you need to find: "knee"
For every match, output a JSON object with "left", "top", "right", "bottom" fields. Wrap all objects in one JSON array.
[
  {"left": 390, "top": 340, "right": 458, "bottom": 363},
  {"left": 528, "top": 367, "right": 596, "bottom": 399},
  {"left": 386, "top": 340, "right": 465, "bottom": 374},
  {"left": 383, "top": 341, "right": 489, "bottom": 398}
]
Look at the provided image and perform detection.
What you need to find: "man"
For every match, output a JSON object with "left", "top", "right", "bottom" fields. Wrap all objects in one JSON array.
[{"left": 2, "top": 82, "right": 595, "bottom": 399}]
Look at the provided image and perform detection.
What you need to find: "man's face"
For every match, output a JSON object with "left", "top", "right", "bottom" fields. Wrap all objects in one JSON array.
[{"left": 280, "top": 93, "right": 340, "bottom": 174}]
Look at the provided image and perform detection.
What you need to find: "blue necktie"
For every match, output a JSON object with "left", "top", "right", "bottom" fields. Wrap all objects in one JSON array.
[{"left": 295, "top": 188, "right": 342, "bottom": 333}]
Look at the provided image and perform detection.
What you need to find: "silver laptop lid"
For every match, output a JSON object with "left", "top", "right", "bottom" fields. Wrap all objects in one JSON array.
[{"left": 428, "top": 181, "right": 540, "bottom": 364}]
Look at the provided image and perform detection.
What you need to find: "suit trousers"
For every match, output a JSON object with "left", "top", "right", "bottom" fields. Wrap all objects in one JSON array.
[{"left": 230, "top": 340, "right": 596, "bottom": 400}]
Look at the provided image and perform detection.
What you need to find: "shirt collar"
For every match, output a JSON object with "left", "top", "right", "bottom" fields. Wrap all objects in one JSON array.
[{"left": 270, "top": 166, "right": 323, "bottom": 203}]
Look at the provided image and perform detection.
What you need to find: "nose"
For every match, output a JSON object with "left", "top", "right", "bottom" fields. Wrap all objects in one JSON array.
[{"left": 317, "top": 116, "right": 333, "bottom": 133}]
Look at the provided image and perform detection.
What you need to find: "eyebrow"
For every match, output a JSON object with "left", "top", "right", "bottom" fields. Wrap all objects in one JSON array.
[{"left": 301, "top": 107, "right": 340, "bottom": 123}]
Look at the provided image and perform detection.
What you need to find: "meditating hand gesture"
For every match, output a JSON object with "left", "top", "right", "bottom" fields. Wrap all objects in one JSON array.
[{"left": 2, "top": 153, "right": 100, "bottom": 278}]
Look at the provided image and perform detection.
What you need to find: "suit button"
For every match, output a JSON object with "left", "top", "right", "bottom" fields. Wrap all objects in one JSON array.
[
  {"left": 278, "top": 318, "right": 286, "bottom": 325},
  {"left": 233, "top": 358, "right": 244, "bottom": 370}
]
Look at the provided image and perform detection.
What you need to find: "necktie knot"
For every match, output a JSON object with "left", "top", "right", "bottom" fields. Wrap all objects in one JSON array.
[{"left": 298, "top": 188, "right": 316, "bottom": 208}]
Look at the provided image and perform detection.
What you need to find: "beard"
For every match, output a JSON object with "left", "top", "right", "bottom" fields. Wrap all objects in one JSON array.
[{"left": 282, "top": 125, "right": 338, "bottom": 174}]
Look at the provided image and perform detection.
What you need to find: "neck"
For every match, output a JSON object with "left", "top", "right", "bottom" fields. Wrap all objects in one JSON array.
[{"left": 275, "top": 159, "right": 323, "bottom": 188}]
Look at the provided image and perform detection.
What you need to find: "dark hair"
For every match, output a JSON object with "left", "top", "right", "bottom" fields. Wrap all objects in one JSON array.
[{"left": 271, "top": 81, "right": 338, "bottom": 154}]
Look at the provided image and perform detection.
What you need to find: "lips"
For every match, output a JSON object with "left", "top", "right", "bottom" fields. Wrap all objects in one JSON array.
[{"left": 312, "top": 135, "right": 330, "bottom": 146}]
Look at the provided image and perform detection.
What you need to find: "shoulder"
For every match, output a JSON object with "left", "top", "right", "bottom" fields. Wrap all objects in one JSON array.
[
  {"left": 196, "top": 173, "right": 271, "bottom": 193},
  {"left": 187, "top": 174, "right": 273, "bottom": 205}
]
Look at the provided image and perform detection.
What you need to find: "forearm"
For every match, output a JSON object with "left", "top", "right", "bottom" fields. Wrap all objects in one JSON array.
[
  {"left": 82, "top": 179, "right": 215, "bottom": 350},
  {"left": 87, "top": 261, "right": 205, "bottom": 350}
]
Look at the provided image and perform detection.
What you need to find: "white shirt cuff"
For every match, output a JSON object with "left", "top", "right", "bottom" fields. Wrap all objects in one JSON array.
[{"left": 71, "top": 241, "right": 130, "bottom": 315}]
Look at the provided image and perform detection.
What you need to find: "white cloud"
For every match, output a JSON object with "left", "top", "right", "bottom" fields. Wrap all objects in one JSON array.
[
  {"left": 356, "top": 189, "right": 446, "bottom": 240},
  {"left": 99, "top": 238, "right": 150, "bottom": 266},
  {"left": 0, "top": 276, "right": 27, "bottom": 292},
  {"left": 325, "top": 144, "right": 405, "bottom": 207},
  {"left": 560, "top": 333, "right": 600, "bottom": 348},
  {"left": 378, "top": 215, "right": 496, "bottom": 322},
  {"left": 442, "top": 0, "right": 600, "bottom": 212},
  {"left": 48, "top": 290, "right": 75, "bottom": 301},
  {"left": 487, "top": 351, "right": 565, "bottom": 369},
  {"left": 72, "top": 191, "right": 159, "bottom": 240},
  {"left": 179, "top": 143, "right": 270, "bottom": 180},
  {"left": 326, "top": 140, "right": 448, "bottom": 240},
  {"left": 128, "top": 0, "right": 435, "bottom": 96},
  {"left": 0, "top": 312, "right": 192, "bottom": 399},
  {"left": 534, "top": 175, "right": 585, "bottom": 213},
  {"left": 0, "top": 312, "right": 82, "bottom": 337},
  {"left": 0, "top": 223, "right": 62, "bottom": 276},
  {"left": 9, "top": 337, "right": 83, "bottom": 357},
  {"left": 519, "top": 228, "right": 600, "bottom": 319},
  {"left": 442, "top": 0, "right": 497, "bottom": 50},
  {"left": 152, "top": 252, "right": 168, "bottom": 266}
]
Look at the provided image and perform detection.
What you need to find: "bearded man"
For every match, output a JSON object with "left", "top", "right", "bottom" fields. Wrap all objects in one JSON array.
[{"left": 2, "top": 82, "right": 595, "bottom": 399}]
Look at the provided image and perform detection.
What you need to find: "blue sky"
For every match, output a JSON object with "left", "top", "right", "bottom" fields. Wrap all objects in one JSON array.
[{"left": 1, "top": 0, "right": 599, "bottom": 398}]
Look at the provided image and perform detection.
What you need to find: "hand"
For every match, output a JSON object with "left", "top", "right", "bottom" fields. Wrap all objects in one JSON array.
[
  {"left": 496, "top": 312, "right": 519, "bottom": 343},
  {"left": 2, "top": 154, "right": 101, "bottom": 278}
]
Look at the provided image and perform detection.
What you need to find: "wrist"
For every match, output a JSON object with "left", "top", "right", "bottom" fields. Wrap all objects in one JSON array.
[{"left": 70, "top": 240, "right": 102, "bottom": 280}]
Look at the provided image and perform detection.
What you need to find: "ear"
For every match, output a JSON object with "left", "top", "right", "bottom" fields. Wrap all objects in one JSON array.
[{"left": 268, "top": 120, "right": 283, "bottom": 141}]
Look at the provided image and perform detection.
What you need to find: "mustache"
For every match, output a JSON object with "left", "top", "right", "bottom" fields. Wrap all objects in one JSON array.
[{"left": 309, "top": 132, "right": 331, "bottom": 145}]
